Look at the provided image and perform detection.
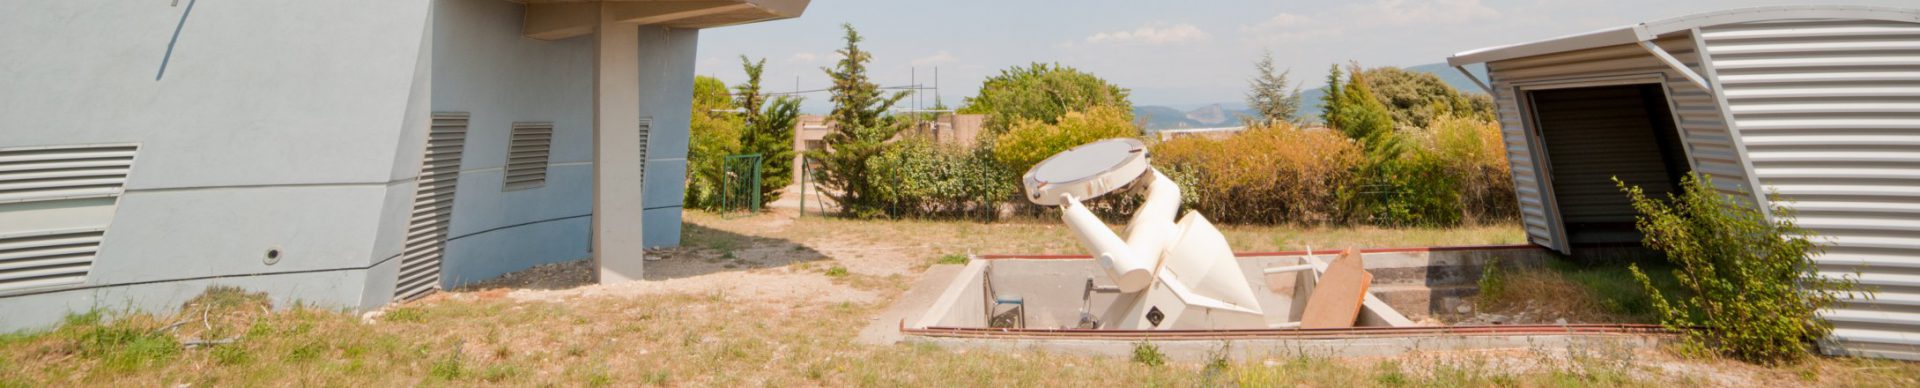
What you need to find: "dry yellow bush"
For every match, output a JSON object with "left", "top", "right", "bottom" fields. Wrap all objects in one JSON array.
[{"left": 1152, "top": 123, "right": 1362, "bottom": 224}]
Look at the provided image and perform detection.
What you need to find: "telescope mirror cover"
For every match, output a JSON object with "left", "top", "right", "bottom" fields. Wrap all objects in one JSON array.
[{"left": 1022, "top": 138, "right": 1151, "bottom": 206}]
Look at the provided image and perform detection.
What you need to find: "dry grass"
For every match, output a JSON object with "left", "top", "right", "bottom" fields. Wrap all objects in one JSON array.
[{"left": 3, "top": 212, "right": 1915, "bottom": 386}]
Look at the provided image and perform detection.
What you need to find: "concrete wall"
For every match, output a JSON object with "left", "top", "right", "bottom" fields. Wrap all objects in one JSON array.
[
  {"left": 428, "top": 0, "right": 596, "bottom": 287},
  {"left": 0, "top": 0, "right": 433, "bottom": 331},
  {"left": 428, "top": 1, "right": 700, "bottom": 287},
  {"left": 636, "top": 27, "right": 699, "bottom": 249}
]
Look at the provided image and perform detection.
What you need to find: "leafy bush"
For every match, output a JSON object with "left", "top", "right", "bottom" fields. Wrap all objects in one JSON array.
[
  {"left": 1359, "top": 66, "right": 1495, "bottom": 129},
  {"left": 959, "top": 63, "right": 1132, "bottom": 135},
  {"left": 1324, "top": 64, "right": 1462, "bottom": 226},
  {"left": 1152, "top": 123, "right": 1360, "bottom": 224},
  {"left": 1413, "top": 114, "right": 1517, "bottom": 223},
  {"left": 1618, "top": 173, "right": 1861, "bottom": 364},
  {"left": 1131, "top": 341, "right": 1166, "bottom": 366},
  {"left": 990, "top": 106, "right": 1139, "bottom": 175},
  {"left": 867, "top": 138, "right": 1017, "bottom": 219},
  {"left": 685, "top": 75, "right": 743, "bottom": 210}
]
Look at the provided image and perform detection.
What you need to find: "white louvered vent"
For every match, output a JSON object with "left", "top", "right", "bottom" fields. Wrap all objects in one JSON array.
[
  {"left": 504, "top": 122, "right": 553, "bottom": 191},
  {"left": 0, "top": 230, "right": 104, "bottom": 293},
  {"left": 395, "top": 113, "right": 468, "bottom": 302},
  {"left": 0, "top": 144, "right": 137, "bottom": 204}
]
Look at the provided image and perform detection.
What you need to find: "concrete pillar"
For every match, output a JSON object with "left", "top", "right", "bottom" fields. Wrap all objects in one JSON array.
[{"left": 592, "top": 4, "right": 646, "bottom": 283}]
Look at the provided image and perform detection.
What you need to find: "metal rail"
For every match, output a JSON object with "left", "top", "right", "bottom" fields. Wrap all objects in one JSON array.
[{"left": 903, "top": 323, "right": 1675, "bottom": 340}]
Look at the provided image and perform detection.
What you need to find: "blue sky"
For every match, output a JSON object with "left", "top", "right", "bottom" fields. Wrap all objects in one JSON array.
[{"left": 696, "top": 0, "right": 1915, "bottom": 112}]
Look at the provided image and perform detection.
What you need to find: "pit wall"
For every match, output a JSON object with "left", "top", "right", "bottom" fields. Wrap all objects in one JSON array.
[{"left": 918, "top": 245, "right": 1553, "bottom": 329}]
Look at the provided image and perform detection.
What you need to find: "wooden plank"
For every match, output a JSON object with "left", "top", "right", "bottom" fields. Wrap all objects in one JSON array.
[{"left": 1299, "top": 248, "right": 1372, "bottom": 329}]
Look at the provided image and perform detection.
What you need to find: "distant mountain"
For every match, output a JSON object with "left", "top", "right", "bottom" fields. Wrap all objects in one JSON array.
[
  {"left": 1243, "top": 62, "right": 1486, "bottom": 123},
  {"left": 1134, "top": 104, "right": 1257, "bottom": 130},
  {"left": 1134, "top": 63, "right": 1487, "bottom": 129}
]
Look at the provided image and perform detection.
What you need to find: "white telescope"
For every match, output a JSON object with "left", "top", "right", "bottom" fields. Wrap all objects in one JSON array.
[{"left": 1022, "top": 138, "right": 1265, "bottom": 329}]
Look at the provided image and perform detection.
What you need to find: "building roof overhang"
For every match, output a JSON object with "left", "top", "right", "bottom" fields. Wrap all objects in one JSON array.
[
  {"left": 518, "top": 0, "right": 810, "bottom": 41},
  {"left": 1446, "top": 5, "right": 1920, "bottom": 67}
]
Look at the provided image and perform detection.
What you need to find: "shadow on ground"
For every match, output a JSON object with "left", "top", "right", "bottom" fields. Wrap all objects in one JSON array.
[{"left": 454, "top": 221, "right": 830, "bottom": 291}]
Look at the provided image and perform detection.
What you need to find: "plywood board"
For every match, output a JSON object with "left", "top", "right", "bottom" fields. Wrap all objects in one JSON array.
[{"left": 1299, "top": 248, "right": 1372, "bottom": 329}]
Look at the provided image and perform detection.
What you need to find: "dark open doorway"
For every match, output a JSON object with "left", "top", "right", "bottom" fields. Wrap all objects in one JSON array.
[{"left": 1528, "top": 84, "right": 1690, "bottom": 246}]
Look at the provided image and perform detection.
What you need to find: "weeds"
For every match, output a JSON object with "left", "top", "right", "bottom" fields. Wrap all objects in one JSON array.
[
  {"left": 1132, "top": 341, "right": 1166, "bottom": 366},
  {"left": 934, "top": 253, "right": 969, "bottom": 265}
]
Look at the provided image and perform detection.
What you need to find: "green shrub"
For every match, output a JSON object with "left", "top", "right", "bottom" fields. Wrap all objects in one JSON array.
[
  {"left": 1152, "top": 122, "right": 1360, "bottom": 224},
  {"left": 1618, "top": 173, "right": 1861, "bottom": 364},
  {"left": 1131, "top": 341, "right": 1166, "bottom": 366},
  {"left": 1413, "top": 114, "right": 1517, "bottom": 223},
  {"left": 959, "top": 63, "right": 1131, "bottom": 135},
  {"left": 866, "top": 138, "right": 1017, "bottom": 219},
  {"left": 990, "top": 106, "right": 1139, "bottom": 176},
  {"left": 686, "top": 75, "right": 744, "bottom": 210}
]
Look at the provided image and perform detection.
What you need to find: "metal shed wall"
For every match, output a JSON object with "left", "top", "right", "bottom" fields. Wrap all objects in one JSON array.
[
  {"left": 1697, "top": 18, "right": 1920, "bottom": 360},
  {"left": 1486, "top": 36, "right": 1753, "bottom": 253}
]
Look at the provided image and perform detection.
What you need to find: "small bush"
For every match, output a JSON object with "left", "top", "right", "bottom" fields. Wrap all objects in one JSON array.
[
  {"left": 866, "top": 138, "right": 1017, "bottom": 219},
  {"left": 1413, "top": 114, "right": 1517, "bottom": 223},
  {"left": 990, "top": 106, "right": 1139, "bottom": 176},
  {"left": 1153, "top": 123, "right": 1361, "bottom": 224},
  {"left": 1618, "top": 173, "right": 1862, "bottom": 364},
  {"left": 1131, "top": 341, "right": 1166, "bottom": 366}
]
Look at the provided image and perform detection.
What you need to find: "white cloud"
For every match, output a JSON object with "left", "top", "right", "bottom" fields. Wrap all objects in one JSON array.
[
  {"left": 785, "top": 52, "right": 819, "bottom": 64},
  {"left": 1086, "top": 22, "right": 1211, "bottom": 45},
  {"left": 910, "top": 50, "right": 956, "bottom": 67},
  {"left": 1239, "top": 0, "right": 1499, "bottom": 45},
  {"left": 1357, "top": 0, "right": 1500, "bottom": 24}
]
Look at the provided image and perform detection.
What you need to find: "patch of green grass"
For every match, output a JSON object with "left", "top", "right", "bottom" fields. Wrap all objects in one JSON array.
[
  {"left": 1547, "top": 258, "right": 1681, "bottom": 321},
  {"left": 63, "top": 314, "right": 180, "bottom": 372},
  {"left": 823, "top": 265, "right": 849, "bottom": 277},
  {"left": 383, "top": 307, "right": 426, "bottom": 323},
  {"left": 284, "top": 340, "right": 325, "bottom": 362},
  {"left": 479, "top": 363, "right": 522, "bottom": 383},
  {"left": 933, "top": 254, "right": 969, "bottom": 265},
  {"left": 1131, "top": 341, "right": 1165, "bottom": 367},
  {"left": 1373, "top": 360, "right": 1410, "bottom": 386},
  {"left": 429, "top": 353, "right": 465, "bottom": 380},
  {"left": 641, "top": 370, "right": 671, "bottom": 386},
  {"left": 211, "top": 344, "right": 250, "bottom": 365}
]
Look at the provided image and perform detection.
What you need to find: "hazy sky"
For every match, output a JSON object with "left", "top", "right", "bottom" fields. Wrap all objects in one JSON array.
[{"left": 695, "top": 0, "right": 1914, "bottom": 112}]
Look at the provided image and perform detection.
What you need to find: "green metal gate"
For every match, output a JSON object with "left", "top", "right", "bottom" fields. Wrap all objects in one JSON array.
[{"left": 721, "top": 153, "right": 763, "bottom": 215}]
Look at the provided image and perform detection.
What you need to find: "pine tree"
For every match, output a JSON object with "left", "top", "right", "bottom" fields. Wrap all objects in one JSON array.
[
  {"left": 734, "top": 56, "right": 799, "bottom": 207},
  {"left": 808, "top": 23, "right": 907, "bottom": 218},
  {"left": 1245, "top": 50, "right": 1302, "bottom": 125},
  {"left": 1333, "top": 64, "right": 1403, "bottom": 158},
  {"left": 1319, "top": 64, "right": 1344, "bottom": 126}
]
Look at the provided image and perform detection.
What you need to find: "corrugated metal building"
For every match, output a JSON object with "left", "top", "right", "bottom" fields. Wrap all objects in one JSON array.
[{"left": 1447, "top": 6, "right": 1920, "bottom": 360}]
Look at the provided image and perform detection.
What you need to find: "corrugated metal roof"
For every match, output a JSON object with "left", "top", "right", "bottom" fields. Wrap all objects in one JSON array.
[{"left": 1449, "top": 6, "right": 1920, "bottom": 67}]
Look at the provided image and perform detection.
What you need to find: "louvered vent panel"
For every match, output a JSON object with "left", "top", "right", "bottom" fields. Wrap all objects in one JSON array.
[
  {"left": 503, "top": 122, "right": 552, "bottom": 191},
  {"left": 395, "top": 113, "right": 468, "bottom": 302},
  {"left": 0, "top": 230, "right": 104, "bottom": 293},
  {"left": 0, "top": 145, "right": 137, "bottom": 204}
]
